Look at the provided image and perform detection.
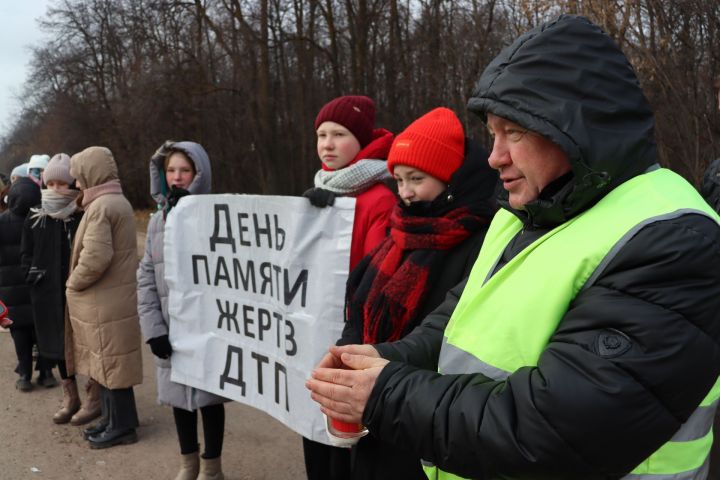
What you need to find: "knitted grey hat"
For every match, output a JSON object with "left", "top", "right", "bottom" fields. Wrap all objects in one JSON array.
[{"left": 43, "top": 153, "right": 75, "bottom": 185}]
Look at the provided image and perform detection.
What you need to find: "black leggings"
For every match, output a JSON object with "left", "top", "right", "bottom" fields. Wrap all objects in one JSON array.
[
  {"left": 173, "top": 404, "right": 225, "bottom": 459},
  {"left": 9, "top": 327, "right": 53, "bottom": 377},
  {"left": 56, "top": 360, "right": 75, "bottom": 381}
]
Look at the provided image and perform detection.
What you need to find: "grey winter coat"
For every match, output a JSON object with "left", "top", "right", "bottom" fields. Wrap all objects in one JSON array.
[{"left": 137, "top": 141, "right": 227, "bottom": 411}]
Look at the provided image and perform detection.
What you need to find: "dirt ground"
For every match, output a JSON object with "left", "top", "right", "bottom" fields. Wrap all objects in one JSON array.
[
  {"left": 0, "top": 329, "right": 306, "bottom": 480},
  {"left": 0, "top": 229, "right": 306, "bottom": 480}
]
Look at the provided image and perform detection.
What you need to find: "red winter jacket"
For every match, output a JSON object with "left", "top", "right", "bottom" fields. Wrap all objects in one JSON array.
[
  {"left": 339, "top": 128, "right": 396, "bottom": 270},
  {"left": 349, "top": 182, "right": 395, "bottom": 269}
]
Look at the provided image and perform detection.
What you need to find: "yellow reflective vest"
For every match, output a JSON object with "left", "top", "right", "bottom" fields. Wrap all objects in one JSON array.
[{"left": 423, "top": 168, "right": 720, "bottom": 480}]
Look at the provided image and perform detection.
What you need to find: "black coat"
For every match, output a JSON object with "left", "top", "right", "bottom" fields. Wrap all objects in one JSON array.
[
  {"left": 341, "top": 139, "right": 498, "bottom": 480},
  {"left": 364, "top": 15, "right": 720, "bottom": 479},
  {"left": 20, "top": 208, "right": 82, "bottom": 359},
  {"left": 0, "top": 178, "right": 40, "bottom": 329},
  {"left": 701, "top": 157, "right": 720, "bottom": 213}
]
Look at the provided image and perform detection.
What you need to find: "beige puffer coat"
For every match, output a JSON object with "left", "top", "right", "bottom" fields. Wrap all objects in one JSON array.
[{"left": 65, "top": 146, "right": 142, "bottom": 389}]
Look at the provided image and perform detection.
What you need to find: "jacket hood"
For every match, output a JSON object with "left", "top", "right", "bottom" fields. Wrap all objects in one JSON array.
[
  {"left": 467, "top": 15, "right": 657, "bottom": 227},
  {"left": 150, "top": 141, "right": 212, "bottom": 205},
  {"left": 701, "top": 158, "right": 720, "bottom": 213},
  {"left": 402, "top": 138, "right": 499, "bottom": 220},
  {"left": 8, "top": 176, "right": 40, "bottom": 216},
  {"left": 70, "top": 146, "right": 119, "bottom": 189}
]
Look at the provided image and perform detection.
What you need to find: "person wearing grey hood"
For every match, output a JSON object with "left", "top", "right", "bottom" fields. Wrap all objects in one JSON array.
[{"left": 137, "top": 141, "right": 228, "bottom": 480}]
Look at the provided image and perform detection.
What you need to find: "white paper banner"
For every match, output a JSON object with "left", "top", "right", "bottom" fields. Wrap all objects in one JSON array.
[{"left": 164, "top": 194, "right": 355, "bottom": 444}]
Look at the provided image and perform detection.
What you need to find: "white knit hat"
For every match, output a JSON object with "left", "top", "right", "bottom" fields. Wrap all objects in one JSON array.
[
  {"left": 28, "top": 154, "right": 50, "bottom": 170},
  {"left": 44, "top": 153, "right": 75, "bottom": 185},
  {"left": 11, "top": 163, "right": 29, "bottom": 179}
]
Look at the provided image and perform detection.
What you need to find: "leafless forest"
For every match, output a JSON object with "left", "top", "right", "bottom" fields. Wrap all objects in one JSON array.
[{"left": 0, "top": 0, "right": 718, "bottom": 207}]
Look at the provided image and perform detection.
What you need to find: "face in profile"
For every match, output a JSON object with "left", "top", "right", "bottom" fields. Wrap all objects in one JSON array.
[
  {"left": 165, "top": 151, "right": 196, "bottom": 190},
  {"left": 486, "top": 113, "right": 572, "bottom": 208},
  {"left": 316, "top": 121, "right": 361, "bottom": 170},
  {"left": 393, "top": 165, "right": 447, "bottom": 206}
]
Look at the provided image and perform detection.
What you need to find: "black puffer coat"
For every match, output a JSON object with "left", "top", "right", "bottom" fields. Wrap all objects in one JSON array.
[
  {"left": 21, "top": 206, "right": 82, "bottom": 359},
  {"left": 364, "top": 15, "right": 720, "bottom": 479},
  {"left": 701, "top": 158, "right": 720, "bottom": 214},
  {"left": 0, "top": 178, "right": 41, "bottom": 329}
]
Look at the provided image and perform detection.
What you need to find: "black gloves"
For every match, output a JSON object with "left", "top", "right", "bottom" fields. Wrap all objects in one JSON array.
[
  {"left": 167, "top": 186, "right": 191, "bottom": 209},
  {"left": 148, "top": 335, "right": 172, "bottom": 359},
  {"left": 26, "top": 267, "right": 46, "bottom": 285},
  {"left": 303, "top": 188, "right": 336, "bottom": 207}
]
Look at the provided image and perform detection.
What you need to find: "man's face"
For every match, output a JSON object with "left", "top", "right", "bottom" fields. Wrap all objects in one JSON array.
[{"left": 486, "top": 113, "right": 572, "bottom": 209}]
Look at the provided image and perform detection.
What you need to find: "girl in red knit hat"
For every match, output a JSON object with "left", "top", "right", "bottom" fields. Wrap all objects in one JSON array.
[
  {"left": 302, "top": 95, "right": 396, "bottom": 480},
  {"left": 321, "top": 107, "right": 499, "bottom": 480}
]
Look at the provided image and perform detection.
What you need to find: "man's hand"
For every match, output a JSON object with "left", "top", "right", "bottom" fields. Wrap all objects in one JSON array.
[
  {"left": 315, "top": 344, "right": 381, "bottom": 369},
  {"left": 306, "top": 351, "right": 389, "bottom": 424}
]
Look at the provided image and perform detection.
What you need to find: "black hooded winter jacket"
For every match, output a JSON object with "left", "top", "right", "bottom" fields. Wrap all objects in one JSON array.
[
  {"left": 363, "top": 15, "right": 720, "bottom": 479},
  {"left": 0, "top": 177, "right": 41, "bottom": 329}
]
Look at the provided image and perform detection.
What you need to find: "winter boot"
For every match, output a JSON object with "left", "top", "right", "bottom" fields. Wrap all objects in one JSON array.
[
  {"left": 70, "top": 378, "right": 102, "bottom": 426},
  {"left": 198, "top": 456, "right": 224, "bottom": 480},
  {"left": 174, "top": 452, "right": 200, "bottom": 480},
  {"left": 37, "top": 369, "right": 59, "bottom": 388},
  {"left": 53, "top": 378, "right": 81, "bottom": 424},
  {"left": 82, "top": 420, "right": 109, "bottom": 440},
  {"left": 15, "top": 374, "right": 33, "bottom": 392},
  {"left": 87, "top": 427, "right": 137, "bottom": 449}
]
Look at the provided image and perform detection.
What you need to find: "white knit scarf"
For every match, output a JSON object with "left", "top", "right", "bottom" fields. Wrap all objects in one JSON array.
[
  {"left": 313, "top": 159, "right": 391, "bottom": 196},
  {"left": 30, "top": 189, "right": 80, "bottom": 228}
]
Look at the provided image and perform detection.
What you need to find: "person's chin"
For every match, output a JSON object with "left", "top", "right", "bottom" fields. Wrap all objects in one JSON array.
[{"left": 508, "top": 195, "right": 526, "bottom": 209}]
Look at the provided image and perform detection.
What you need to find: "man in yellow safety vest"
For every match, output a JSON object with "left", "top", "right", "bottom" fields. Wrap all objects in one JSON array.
[{"left": 307, "top": 14, "right": 720, "bottom": 480}]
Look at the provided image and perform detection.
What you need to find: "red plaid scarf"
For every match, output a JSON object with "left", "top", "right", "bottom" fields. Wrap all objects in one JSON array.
[{"left": 346, "top": 204, "right": 485, "bottom": 344}]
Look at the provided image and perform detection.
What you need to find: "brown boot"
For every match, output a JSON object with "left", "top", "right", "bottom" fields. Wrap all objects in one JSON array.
[
  {"left": 70, "top": 378, "right": 102, "bottom": 426},
  {"left": 53, "top": 378, "right": 81, "bottom": 424},
  {"left": 197, "top": 456, "right": 224, "bottom": 480},
  {"left": 174, "top": 452, "right": 200, "bottom": 480}
]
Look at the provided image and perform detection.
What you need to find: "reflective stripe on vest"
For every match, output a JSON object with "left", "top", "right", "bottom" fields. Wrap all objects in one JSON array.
[{"left": 422, "top": 169, "right": 720, "bottom": 480}]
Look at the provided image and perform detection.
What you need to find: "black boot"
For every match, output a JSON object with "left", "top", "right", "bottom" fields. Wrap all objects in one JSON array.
[
  {"left": 15, "top": 374, "right": 33, "bottom": 392},
  {"left": 36, "top": 369, "right": 58, "bottom": 388},
  {"left": 87, "top": 427, "right": 137, "bottom": 449},
  {"left": 82, "top": 420, "right": 109, "bottom": 440}
]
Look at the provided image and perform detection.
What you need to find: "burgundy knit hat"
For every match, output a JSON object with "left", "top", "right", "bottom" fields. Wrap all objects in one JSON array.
[
  {"left": 314, "top": 95, "right": 376, "bottom": 148},
  {"left": 387, "top": 107, "right": 465, "bottom": 183}
]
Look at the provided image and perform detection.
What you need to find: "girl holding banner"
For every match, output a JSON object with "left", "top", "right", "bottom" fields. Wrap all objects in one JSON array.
[
  {"left": 138, "top": 141, "right": 228, "bottom": 480},
  {"left": 302, "top": 95, "right": 397, "bottom": 480}
]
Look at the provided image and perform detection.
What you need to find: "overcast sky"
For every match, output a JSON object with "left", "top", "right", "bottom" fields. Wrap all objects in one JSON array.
[{"left": 0, "top": 2, "right": 52, "bottom": 137}]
